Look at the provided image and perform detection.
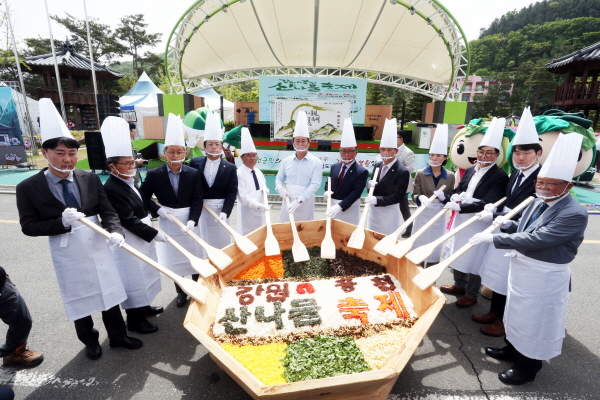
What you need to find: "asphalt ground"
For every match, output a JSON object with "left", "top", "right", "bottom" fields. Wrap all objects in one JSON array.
[{"left": 0, "top": 193, "right": 598, "bottom": 400}]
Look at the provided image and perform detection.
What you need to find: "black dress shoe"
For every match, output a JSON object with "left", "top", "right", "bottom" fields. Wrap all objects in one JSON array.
[
  {"left": 176, "top": 293, "right": 188, "bottom": 308},
  {"left": 86, "top": 343, "right": 102, "bottom": 360},
  {"left": 499, "top": 368, "right": 536, "bottom": 385},
  {"left": 146, "top": 306, "right": 164, "bottom": 316},
  {"left": 485, "top": 346, "right": 516, "bottom": 361},
  {"left": 128, "top": 320, "right": 158, "bottom": 334},
  {"left": 109, "top": 336, "right": 144, "bottom": 350}
]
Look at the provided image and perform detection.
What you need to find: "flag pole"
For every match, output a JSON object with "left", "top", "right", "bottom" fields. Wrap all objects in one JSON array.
[
  {"left": 43, "top": 0, "right": 67, "bottom": 123},
  {"left": 82, "top": 0, "right": 101, "bottom": 129}
]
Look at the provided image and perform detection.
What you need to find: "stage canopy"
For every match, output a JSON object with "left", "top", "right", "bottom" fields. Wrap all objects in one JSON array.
[{"left": 165, "top": 0, "right": 469, "bottom": 100}]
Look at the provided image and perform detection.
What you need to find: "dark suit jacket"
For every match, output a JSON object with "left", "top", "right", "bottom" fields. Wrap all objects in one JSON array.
[
  {"left": 452, "top": 164, "right": 509, "bottom": 214},
  {"left": 325, "top": 161, "right": 369, "bottom": 211},
  {"left": 16, "top": 168, "right": 123, "bottom": 237},
  {"left": 369, "top": 160, "right": 409, "bottom": 207},
  {"left": 139, "top": 164, "right": 203, "bottom": 223},
  {"left": 188, "top": 156, "right": 238, "bottom": 217},
  {"left": 104, "top": 175, "right": 159, "bottom": 243},
  {"left": 500, "top": 165, "right": 540, "bottom": 220}
]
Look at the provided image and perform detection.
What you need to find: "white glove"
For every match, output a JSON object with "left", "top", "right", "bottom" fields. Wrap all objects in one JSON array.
[
  {"left": 187, "top": 133, "right": 199, "bottom": 149},
  {"left": 323, "top": 190, "right": 333, "bottom": 200},
  {"left": 286, "top": 200, "right": 301, "bottom": 213},
  {"left": 433, "top": 189, "right": 446, "bottom": 201},
  {"left": 450, "top": 193, "right": 461, "bottom": 202},
  {"left": 326, "top": 204, "right": 342, "bottom": 218},
  {"left": 494, "top": 215, "right": 512, "bottom": 229},
  {"left": 367, "top": 180, "right": 377, "bottom": 189},
  {"left": 365, "top": 196, "right": 377, "bottom": 205},
  {"left": 154, "top": 231, "right": 169, "bottom": 242},
  {"left": 469, "top": 232, "right": 494, "bottom": 245},
  {"left": 257, "top": 203, "right": 271, "bottom": 212},
  {"left": 220, "top": 212, "right": 228, "bottom": 221},
  {"left": 108, "top": 232, "right": 125, "bottom": 247},
  {"left": 157, "top": 208, "right": 170, "bottom": 219},
  {"left": 418, "top": 195, "right": 431, "bottom": 208},
  {"left": 444, "top": 202, "right": 461, "bottom": 211},
  {"left": 477, "top": 210, "right": 493, "bottom": 223},
  {"left": 278, "top": 187, "right": 289, "bottom": 200},
  {"left": 484, "top": 203, "right": 497, "bottom": 213},
  {"left": 182, "top": 220, "right": 195, "bottom": 232},
  {"left": 61, "top": 208, "right": 85, "bottom": 228},
  {"left": 263, "top": 187, "right": 270, "bottom": 194}
]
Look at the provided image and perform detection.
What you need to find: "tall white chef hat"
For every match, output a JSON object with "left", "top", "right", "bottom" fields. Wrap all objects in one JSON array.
[
  {"left": 379, "top": 118, "right": 397, "bottom": 148},
  {"left": 101, "top": 117, "right": 131, "bottom": 158},
  {"left": 39, "top": 98, "right": 73, "bottom": 143},
  {"left": 340, "top": 118, "right": 357, "bottom": 148},
  {"left": 512, "top": 107, "right": 539, "bottom": 146},
  {"left": 479, "top": 117, "right": 506, "bottom": 151},
  {"left": 203, "top": 110, "right": 223, "bottom": 142},
  {"left": 164, "top": 113, "right": 186, "bottom": 147},
  {"left": 240, "top": 127, "right": 257, "bottom": 156},
  {"left": 430, "top": 124, "right": 449, "bottom": 155},
  {"left": 293, "top": 110, "right": 310, "bottom": 138},
  {"left": 538, "top": 132, "right": 583, "bottom": 182}
]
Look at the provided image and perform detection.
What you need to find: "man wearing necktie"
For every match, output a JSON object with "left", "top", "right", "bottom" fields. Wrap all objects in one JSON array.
[{"left": 395, "top": 130, "right": 415, "bottom": 237}]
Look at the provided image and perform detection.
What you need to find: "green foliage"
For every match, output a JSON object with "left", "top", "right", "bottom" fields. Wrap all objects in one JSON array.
[
  {"left": 115, "top": 14, "right": 162, "bottom": 78},
  {"left": 405, "top": 94, "right": 429, "bottom": 122},
  {"left": 214, "top": 81, "right": 259, "bottom": 102}
]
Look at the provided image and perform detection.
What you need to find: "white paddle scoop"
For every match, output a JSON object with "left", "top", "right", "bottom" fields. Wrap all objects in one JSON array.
[
  {"left": 347, "top": 167, "right": 380, "bottom": 249},
  {"left": 167, "top": 214, "right": 233, "bottom": 270},
  {"left": 406, "top": 197, "right": 506, "bottom": 265},
  {"left": 79, "top": 217, "right": 209, "bottom": 304},
  {"left": 203, "top": 204, "right": 258, "bottom": 255},
  {"left": 320, "top": 177, "right": 336, "bottom": 259},
  {"left": 373, "top": 185, "right": 446, "bottom": 256},
  {"left": 412, "top": 196, "right": 535, "bottom": 290},
  {"left": 285, "top": 195, "right": 310, "bottom": 262},
  {"left": 263, "top": 189, "right": 280, "bottom": 256},
  {"left": 155, "top": 227, "right": 217, "bottom": 278}
]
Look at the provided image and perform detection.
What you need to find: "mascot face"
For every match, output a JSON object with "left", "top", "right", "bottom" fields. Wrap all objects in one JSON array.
[
  {"left": 449, "top": 127, "right": 507, "bottom": 170},
  {"left": 537, "top": 131, "right": 595, "bottom": 177}
]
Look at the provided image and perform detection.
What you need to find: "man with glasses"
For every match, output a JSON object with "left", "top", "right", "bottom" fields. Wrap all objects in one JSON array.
[
  {"left": 324, "top": 118, "right": 368, "bottom": 225},
  {"left": 189, "top": 111, "right": 238, "bottom": 254},
  {"left": 440, "top": 118, "right": 509, "bottom": 308},
  {"left": 140, "top": 114, "right": 204, "bottom": 308},
  {"left": 470, "top": 132, "right": 588, "bottom": 385},
  {"left": 473, "top": 107, "right": 542, "bottom": 337}
]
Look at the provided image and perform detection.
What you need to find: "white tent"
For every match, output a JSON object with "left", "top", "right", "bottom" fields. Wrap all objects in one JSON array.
[
  {"left": 194, "top": 89, "right": 234, "bottom": 122},
  {"left": 119, "top": 72, "right": 163, "bottom": 138}
]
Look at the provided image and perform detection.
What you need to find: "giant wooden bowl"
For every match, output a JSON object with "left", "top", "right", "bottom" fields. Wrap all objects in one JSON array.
[{"left": 184, "top": 220, "right": 446, "bottom": 400}]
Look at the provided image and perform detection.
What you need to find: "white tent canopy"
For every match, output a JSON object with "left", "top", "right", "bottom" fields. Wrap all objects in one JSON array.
[
  {"left": 119, "top": 72, "right": 163, "bottom": 139},
  {"left": 194, "top": 89, "right": 234, "bottom": 122},
  {"left": 165, "top": 0, "right": 469, "bottom": 99}
]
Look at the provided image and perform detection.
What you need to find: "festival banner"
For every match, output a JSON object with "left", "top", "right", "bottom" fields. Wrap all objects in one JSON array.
[
  {"left": 0, "top": 87, "right": 27, "bottom": 165},
  {"left": 234, "top": 101, "right": 259, "bottom": 126}
]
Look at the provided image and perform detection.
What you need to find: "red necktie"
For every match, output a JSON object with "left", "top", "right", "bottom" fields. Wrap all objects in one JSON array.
[{"left": 338, "top": 165, "right": 347, "bottom": 187}]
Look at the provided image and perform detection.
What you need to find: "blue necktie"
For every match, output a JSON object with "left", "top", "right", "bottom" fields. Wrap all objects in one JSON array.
[
  {"left": 60, "top": 179, "right": 81, "bottom": 210},
  {"left": 525, "top": 202, "right": 548, "bottom": 229},
  {"left": 512, "top": 172, "right": 523, "bottom": 193},
  {"left": 251, "top": 170, "right": 260, "bottom": 190}
]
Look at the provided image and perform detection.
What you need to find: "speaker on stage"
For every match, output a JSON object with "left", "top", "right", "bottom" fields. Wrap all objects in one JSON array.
[{"left": 84, "top": 131, "right": 107, "bottom": 172}]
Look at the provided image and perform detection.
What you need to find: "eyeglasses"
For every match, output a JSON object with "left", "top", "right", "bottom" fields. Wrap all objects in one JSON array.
[
  {"left": 116, "top": 161, "right": 136, "bottom": 167},
  {"left": 513, "top": 151, "right": 535, "bottom": 157},
  {"left": 535, "top": 180, "right": 568, "bottom": 189},
  {"left": 477, "top": 151, "right": 497, "bottom": 157}
]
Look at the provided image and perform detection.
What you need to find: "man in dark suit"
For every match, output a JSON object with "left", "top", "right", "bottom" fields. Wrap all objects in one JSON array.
[
  {"left": 325, "top": 118, "right": 368, "bottom": 225},
  {"left": 139, "top": 114, "right": 204, "bottom": 307},
  {"left": 188, "top": 111, "right": 238, "bottom": 255},
  {"left": 16, "top": 102, "right": 142, "bottom": 360}
]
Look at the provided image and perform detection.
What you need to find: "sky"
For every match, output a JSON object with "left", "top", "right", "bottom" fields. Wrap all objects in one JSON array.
[{"left": 6, "top": 0, "right": 540, "bottom": 58}]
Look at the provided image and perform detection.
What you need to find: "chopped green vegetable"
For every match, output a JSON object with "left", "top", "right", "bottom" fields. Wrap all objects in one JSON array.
[
  {"left": 283, "top": 246, "right": 329, "bottom": 278},
  {"left": 282, "top": 335, "right": 370, "bottom": 382}
]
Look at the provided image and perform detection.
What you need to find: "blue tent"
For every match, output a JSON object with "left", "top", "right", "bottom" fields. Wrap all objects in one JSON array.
[{"left": 124, "top": 72, "right": 163, "bottom": 97}]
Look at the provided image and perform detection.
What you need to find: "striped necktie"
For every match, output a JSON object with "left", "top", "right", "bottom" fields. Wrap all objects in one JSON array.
[
  {"left": 525, "top": 202, "right": 548, "bottom": 229},
  {"left": 60, "top": 179, "right": 81, "bottom": 210}
]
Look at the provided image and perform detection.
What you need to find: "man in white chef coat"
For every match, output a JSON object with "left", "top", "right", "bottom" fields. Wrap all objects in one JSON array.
[
  {"left": 236, "top": 127, "right": 270, "bottom": 235},
  {"left": 16, "top": 99, "right": 141, "bottom": 361},
  {"left": 470, "top": 132, "right": 588, "bottom": 385},
  {"left": 276, "top": 110, "right": 324, "bottom": 222}
]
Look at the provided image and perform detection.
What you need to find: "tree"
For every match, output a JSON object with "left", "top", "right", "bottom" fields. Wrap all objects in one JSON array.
[
  {"left": 116, "top": 14, "right": 162, "bottom": 78},
  {"left": 366, "top": 83, "right": 385, "bottom": 105},
  {"left": 405, "top": 93, "right": 430, "bottom": 122},
  {"left": 215, "top": 81, "right": 259, "bottom": 102}
]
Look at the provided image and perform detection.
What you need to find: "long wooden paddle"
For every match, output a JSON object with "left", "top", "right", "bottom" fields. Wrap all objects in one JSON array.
[
  {"left": 79, "top": 217, "right": 209, "bottom": 304},
  {"left": 263, "top": 189, "right": 280, "bottom": 256},
  {"left": 154, "top": 227, "right": 217, "bottom": 278},
  {"left": 406, "top": 197, "right": 506, "bottom": 265},
  {"left": 412, "top": 196, "right": 535, "bottom": 290},
  {"left": 285, "top": 195, "right": 310, "bottom": 262},
  {"left": 321, "top": 177, "right": 336, "bottom": 259},
  {"left": 373, "top": 185, "right": 446, "bottom": 256},
  {"left": 203, "top": 204, "right": 258, "bottom": 255},
  {"left": 167, "top": 214, "right": 233, "bottom": 270},
  {"left": 348, "top": 167, "right": 380, "bottom": 249}
]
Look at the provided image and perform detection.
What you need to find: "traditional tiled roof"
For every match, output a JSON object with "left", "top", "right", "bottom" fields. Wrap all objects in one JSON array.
[
  {"left": 546, "top": 41, "right": 600, "bottom": 70},
  {"left": 24, "top": 39, "right": 123, "bottom": 78}
]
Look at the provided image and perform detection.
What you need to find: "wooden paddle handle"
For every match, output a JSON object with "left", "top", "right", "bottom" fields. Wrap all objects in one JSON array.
[
  {"left": 484, "top": 196, "right": 535, "bottom": 233},
  {"left": 405, "top": 185, "right": 448, "bottom": 227},
  {"left": 285, "top": 195, "right": 302, "bottom": 239},
  {"left": 203, "top": 203, "right": 236, "bottom": 235},
  {"left": 358, "top": 167, "right": 380, "bottom": 224},
  {"left": 167, "top": 213, "right": 208, "bottom": 244},
  {"left": 326, "top": 177, "right": 332, "bottom": 225}
]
